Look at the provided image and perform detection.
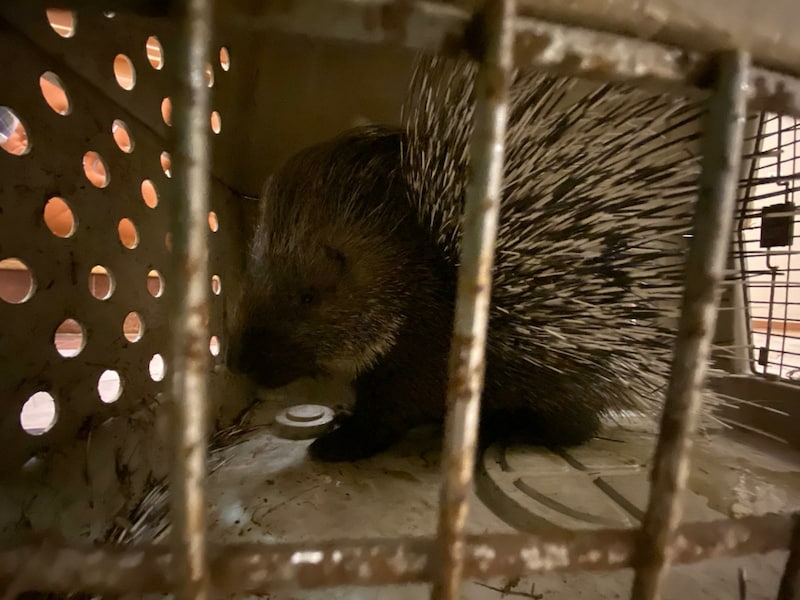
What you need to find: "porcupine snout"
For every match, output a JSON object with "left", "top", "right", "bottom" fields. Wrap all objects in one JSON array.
[{"left": 225, "top": 326, "right": 314, "bottom": 389}]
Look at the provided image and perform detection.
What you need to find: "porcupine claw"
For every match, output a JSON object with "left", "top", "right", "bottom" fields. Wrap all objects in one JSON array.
[{"left": 331, "top": 403, "right": 354, "bottom": 425}]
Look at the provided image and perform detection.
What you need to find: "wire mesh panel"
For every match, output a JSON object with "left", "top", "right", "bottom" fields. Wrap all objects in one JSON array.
[{"left": 738, "top": 112, "right": 800, "bottom": 382}]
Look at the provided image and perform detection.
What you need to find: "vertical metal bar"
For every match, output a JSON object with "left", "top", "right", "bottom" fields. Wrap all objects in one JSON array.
[
  {"left": 169, "top": 0, "right": 214, "bottom": 598},
  {"left": 765, "top": 259, "right": 778, "bottom": 373},
  {"left": 777, "top": 514, "right": 800, "bottom": 600},
  {"left": 432, "top": 1, "right": 515, "bottom": 599},
  {"left": 734, "top": 112, "right": 766, "bottom": 375},
  {"left": 777, "top": 114, "right": 794, "bottom": 379},
  {"left": 630, "top": 50, "right": 750, "bottom": 600}
]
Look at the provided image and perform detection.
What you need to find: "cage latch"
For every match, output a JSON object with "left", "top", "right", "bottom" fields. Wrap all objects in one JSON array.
[{"left": 759, "top": 202, "right": 795, "bottom": 248}]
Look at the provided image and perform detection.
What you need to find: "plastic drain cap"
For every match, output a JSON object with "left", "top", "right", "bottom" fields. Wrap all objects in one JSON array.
[{"left": 274, "top": 404, "right": 335, "bottom": 440}]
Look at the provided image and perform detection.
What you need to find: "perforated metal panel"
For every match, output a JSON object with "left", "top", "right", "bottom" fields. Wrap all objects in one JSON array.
[{"left": 0, "top": 4, "right": 248, "bottom": 473}]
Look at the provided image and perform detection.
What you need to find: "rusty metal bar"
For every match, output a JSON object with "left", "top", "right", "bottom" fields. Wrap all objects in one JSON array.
[
  {"left": 778, "top": 514, "right": 800, "bottom": 600},
  {"left": 511, "top": 0, "right": 800, "bottom": 79},
  {"left": 432, "top": 1, "right": 515, "bottom": 599},
  {"left": 750, "top": 67, "right": 800, "bottom": 121},
  {"left": 13, "top": 0, "right": 800, "bottom": 117},
  {"left": 0, "top": 513, "right": 794, "bottom": 595},
  {"left": 631, "top": 50, "right": 751, "bottom": 600},
  {"left": 168, "top": 0, "right": 215, "bottom": 598},
  {"left": 29, "top": 0, "right": 800, "bottom": 81},
  {"left": 218, "top": 0, "right": 800, "bottom": 118}
]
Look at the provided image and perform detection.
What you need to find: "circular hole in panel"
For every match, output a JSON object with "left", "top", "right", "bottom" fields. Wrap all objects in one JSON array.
[
  {"left": 0, "top": 258, "right": 35, "bottom": 304},
  {"left": 103, "top": 11, "right": 115, "bottom": 18},
  {"left": 146, "top": 35, "right": 164, "bottom": 70},
  {"left": 44, "top": 196, "right": 76, "bottom": 238},
  {"left": 149, "top": 353, "right": 165, "bottom": 382},
  {"left": 98, "top": 370, "right": 123, "bottom": 403},
  {"left": 205, "top": 63, "right": 214, "bottom": 88},
  {"left": 20, "top": 392, "right": 57, "bottom": 435},
  {"left": 210, "top": 111, "right": 222, "bottom": 134},
  {"left": 88, "top": 265, "right": 115, "bottom": 300},
  {"left": 82, "top": 151, "right": 110, "bottom": 188},
  {"left": 39, "top": 72, "right": 71, "bottom": 115},
  {"left": 160, "top": 151, "right": 171, "bottom": 178},
  {"left": 147, "top": 269, "right": 164, "bottom": 297},
  {"left": 211, "top": 274, "right": 222, "bottom": 296},
  {"left": 112, "top": 119, "right": 134, "bottom": 153},
  {"left": 219, "top": 46, "right": 230, "bottom": 71},
  {"left": 208, "top": 211, "right": 219, "bottom": 232},
  {"left": 165, "top": 232, "right": 173, "bottom": 253},
  {"left": 161, "top": 97, "right": 172, "bottom": 126},
  {"left": 141, "top": 179, "right": 159, "bottom": 208},
  {"left": 210, "top": 335, "right": 220, "bottom": 357},
  {"left": 54, "top": 318, "right": 85, "bottom": 358},
  {"left": 114, "top": 54, "right": 136, "bottom": 91},
  {"left": 118, "top": 218, "right": 139, "bottom": 249},
  {"left": 123, "top": 311, "right": 144, "bottom": 343},
  {"left": 46, "top": 9, "right": 75, "bottom": 38},
  {"left": 0, "top": 106, "right": 31, "bottom": 156}
]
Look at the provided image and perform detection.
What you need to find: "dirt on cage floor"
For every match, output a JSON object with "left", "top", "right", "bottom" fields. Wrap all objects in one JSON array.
[{"left": 121, "top": 378, "right": 800, "bottom": 600}]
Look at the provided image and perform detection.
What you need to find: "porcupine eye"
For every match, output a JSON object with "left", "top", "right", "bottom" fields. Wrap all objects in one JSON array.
[{"left": 300, "top": 291, "right": 315, "bottom": 306}]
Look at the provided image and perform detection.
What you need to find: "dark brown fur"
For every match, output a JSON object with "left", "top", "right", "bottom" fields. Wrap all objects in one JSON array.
[
  {"left": 227, "top": 124, "right": 605, "bottom": 461},
  {"left": 227, "top": 127, "right": 459, "bottom": 459}
]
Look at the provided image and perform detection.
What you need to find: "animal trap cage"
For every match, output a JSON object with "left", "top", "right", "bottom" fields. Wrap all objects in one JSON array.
[{"left": 0, "top": 1, "right": 798, "bottom": 600}]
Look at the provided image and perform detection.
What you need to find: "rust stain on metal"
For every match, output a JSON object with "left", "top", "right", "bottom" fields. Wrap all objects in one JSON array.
[
  {"left": 220, "top": 1, "right": 800, "bottom": 118},
  {"left": 751, "top": 71, "right": 800, "bottom": 118},
  {"left": 513, "top": 30, "right": 551, "bottom": 62},
  {"left": 0, "top": 513, "right": 793, "bottom": 594},
  {"left": 446, "top": 334, "right": 482, "bottom": 400},
  {"left": 434, "top": 1, "right": 516, "bottom": 597}
]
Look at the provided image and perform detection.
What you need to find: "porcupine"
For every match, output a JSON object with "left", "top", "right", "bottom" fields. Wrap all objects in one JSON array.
[{"left": 226, "top": 54, "right": 714, "bottom": 462}]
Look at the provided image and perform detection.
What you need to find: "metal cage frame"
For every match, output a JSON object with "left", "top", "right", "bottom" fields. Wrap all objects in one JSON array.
[
  {"left": 1, "top": 1, "right": 800, "bottom": 600},
  {"left": 736, "top": 110, "right": 800, "bottom": 383}
]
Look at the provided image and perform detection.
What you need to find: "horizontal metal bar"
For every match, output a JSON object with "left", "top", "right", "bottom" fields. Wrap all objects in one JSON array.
[
  {"left": 0, "top": 513, "right": 794, "bottom": 595},
  {"left": 741, "top": 67, "right": 799, "bottom": 118},
  {"left": 218, "top": 0, "right": 800, "bottom": 117},
  {"left": 510, "top": 0, "right": 800, "bottom": 81},
  {"left": 11, "top": 0, "right": 800, "bottom": 117},
  {"left": 31, "top": 0, "right": 800, "bottom": 82}
]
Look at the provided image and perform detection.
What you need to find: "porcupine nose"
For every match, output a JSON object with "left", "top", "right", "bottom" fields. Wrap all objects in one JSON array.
[{"left": 225, "top": 326, "right": 304, "bottom": 389}]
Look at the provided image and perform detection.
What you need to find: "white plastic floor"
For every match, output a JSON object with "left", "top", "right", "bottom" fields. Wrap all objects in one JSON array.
[{"left": 200, "top": 379, "right": 800, "bottom": 600}]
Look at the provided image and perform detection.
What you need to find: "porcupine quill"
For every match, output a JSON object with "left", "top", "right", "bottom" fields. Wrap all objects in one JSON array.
[{"left": 220, "top": 53, "right": 740, "bottom": 463}]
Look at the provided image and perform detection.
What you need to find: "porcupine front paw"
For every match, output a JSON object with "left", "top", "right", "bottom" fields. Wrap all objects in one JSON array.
[{"left": 308, "top": 417, "right": 396, "bottom": 462}]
